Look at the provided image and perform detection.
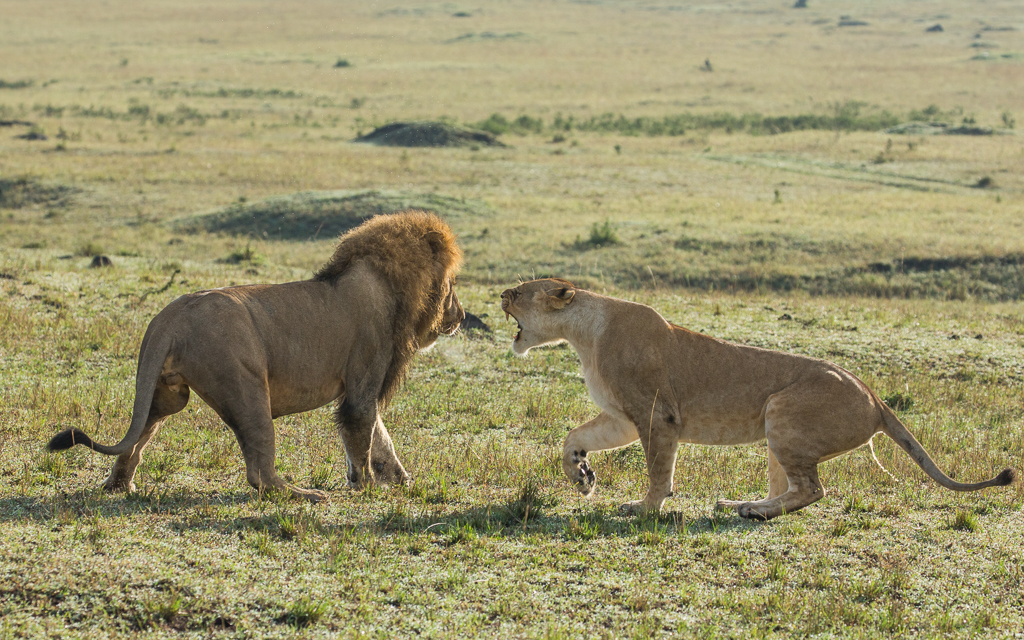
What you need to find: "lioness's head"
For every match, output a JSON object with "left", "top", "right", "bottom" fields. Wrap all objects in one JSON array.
[
  {"left": 420, "top": 277, "right": 465, "bottom": 349},
  {"left": 500, "top": 278, "right": 576, "bottom": 355}
]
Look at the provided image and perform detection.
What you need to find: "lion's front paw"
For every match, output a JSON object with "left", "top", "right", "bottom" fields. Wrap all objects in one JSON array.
[
  {"left": 565, "top": 449, "right": 596, "bottom": 496},
  {"left": 347, "top": 468, "right": 370, "bottom": 491},
  {"left": 371, "top": 460, "right": 410, "bottom": 487}
]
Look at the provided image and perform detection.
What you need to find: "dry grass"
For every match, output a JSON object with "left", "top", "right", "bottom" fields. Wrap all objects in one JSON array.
[{"left": 1, "top": 0, "right": 1023, "bottom": 637}]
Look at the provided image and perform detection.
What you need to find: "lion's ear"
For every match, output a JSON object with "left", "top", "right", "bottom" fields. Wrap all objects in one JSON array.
[
  {"left": 546, "top": 287, "right": 575, "bottom": 309},
  {"left": 424, "top": 231, "right": 448, "bottom": 257}
]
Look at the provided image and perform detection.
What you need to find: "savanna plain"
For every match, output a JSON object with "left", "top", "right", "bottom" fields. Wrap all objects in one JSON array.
[{"left": 1, "top": 0, "right": 1023, "bottom": 638}]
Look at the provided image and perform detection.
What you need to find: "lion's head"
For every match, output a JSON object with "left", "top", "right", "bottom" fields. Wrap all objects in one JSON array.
[{"left": 315, "top": 210, "right": 464, "bottom": 405}]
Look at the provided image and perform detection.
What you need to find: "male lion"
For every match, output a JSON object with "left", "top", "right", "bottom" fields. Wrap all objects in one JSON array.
[
  {"left": 500, "top": 279, "right": 1015, "bottom": 520},
  {"left": 48, "top": 211, "right": 464, "bottom": 500}
]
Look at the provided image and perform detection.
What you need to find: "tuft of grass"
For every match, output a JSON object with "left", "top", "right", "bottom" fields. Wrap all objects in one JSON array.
[
  {"left": 278, "top": 596, "right": 328, "bottom": 628},
  {"left": 220, "top": 244, "right": 265, "bottom": 266},
  {"left": 950, "top": 510, "right": 980, "bottom": 532},
  {"left": 563, "top": 516, "right": 600, "bottom": 541},
  {"left": 442, "top": 521, "right": 478, "bottom": 547},
  {"left": 505, "top": 479, "right": 555, "bottom": 523}
]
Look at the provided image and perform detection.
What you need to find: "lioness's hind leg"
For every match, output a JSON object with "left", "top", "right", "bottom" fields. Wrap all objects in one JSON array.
[
  {"left": 767, "top": 447, "right": 789, "bottom": 499},
  {"left": 721, "top": 462, "right": 824, "bottom": 521},
  {"left": 103, "top": 382, "right": 190, "bottom": 493}
]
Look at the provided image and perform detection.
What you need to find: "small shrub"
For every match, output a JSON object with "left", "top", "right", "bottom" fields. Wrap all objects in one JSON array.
[
  {"left": 587, "top": 220, "right": 620, "bottom": 247},
  {"left": 882, "top": 391, "right": 914, "bottom": 412},
  {"left": 843, "top": 495, "right": 875, "bottom": 513},
  {"left": 632, "top": 520, "right": 666, "bottom": 546},
  {"left": 248, "top": 529, "right": 276, "bottom": 557},
  {"left": 308, "top": 465, "right": 333, "bottom": 490},
  {"left": 75, "top": 241, "right": 106, "bottom": 257},
  {"left": 333, "top": 58, "right": 351, "bottom": 68},
  {"left": 0, "top": 79, "right": 33, "bottom": 89}
]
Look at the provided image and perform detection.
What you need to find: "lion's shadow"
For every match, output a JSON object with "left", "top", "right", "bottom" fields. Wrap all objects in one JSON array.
[{"left": 0, "top": 490, "right": 757, "bottom": 540}]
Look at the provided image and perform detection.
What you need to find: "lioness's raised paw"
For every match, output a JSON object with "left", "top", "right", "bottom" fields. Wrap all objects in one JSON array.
[{"left": 564, "top": 449, "right": 596, "bottom": 496}]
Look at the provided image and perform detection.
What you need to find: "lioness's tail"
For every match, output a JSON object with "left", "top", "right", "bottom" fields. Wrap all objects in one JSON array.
[
  {"left": 879, "top": 404, "right": 1016, "bottom": 491},
  {"left": 47, "top": 327, "right": 172, "bottom": 456}
]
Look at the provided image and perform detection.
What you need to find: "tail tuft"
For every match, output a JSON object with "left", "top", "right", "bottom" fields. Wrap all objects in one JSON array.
[
  {"left": 47, "top": 428, "right": 92, "bottom": 452},
  {"left": 996, "top": 468, "right": 1016, "bottom": 486}
]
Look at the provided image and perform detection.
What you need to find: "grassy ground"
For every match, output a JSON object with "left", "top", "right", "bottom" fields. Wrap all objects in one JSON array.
[{"left": 2, "top": 0, "right": 1023, "bottom": 638}]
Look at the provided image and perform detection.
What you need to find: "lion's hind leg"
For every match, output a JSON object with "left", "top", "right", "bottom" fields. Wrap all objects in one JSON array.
[
  {"left": 214, "top": 385, "right": 327, "bottom": 503},
  {"left": 563, "top": 412, "right": 639, "bottom": 498},
  {"left": 103, "top": 379, "right": 190, "bottom": 493}
]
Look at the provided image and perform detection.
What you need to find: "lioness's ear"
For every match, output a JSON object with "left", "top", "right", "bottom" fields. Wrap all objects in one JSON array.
[{"left": 546, "top": 287, "right": 575, "bottom": 309}]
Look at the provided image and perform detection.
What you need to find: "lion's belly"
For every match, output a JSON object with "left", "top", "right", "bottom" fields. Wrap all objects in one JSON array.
[{"left": 268, "top": 379, "right": 343, "bottom": 418}]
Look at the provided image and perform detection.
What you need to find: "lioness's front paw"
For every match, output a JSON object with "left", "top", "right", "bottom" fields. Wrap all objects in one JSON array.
[
  {"left": 618, "top": 500, "right": 651, "bottom": 516},
  {"left": 102, "top": 479, "right": 137, "bottom": 493},
  {"left": 565, "top": 449, "right": 596, "bottom": 496},
  {"left": 292, "top": 487, "right": 329, "bottom": 503}
]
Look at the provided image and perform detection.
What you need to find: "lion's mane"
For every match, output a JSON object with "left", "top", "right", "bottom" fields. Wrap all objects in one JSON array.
[{"left": 314, "top": 210, "right": 462, "bottom": 406}]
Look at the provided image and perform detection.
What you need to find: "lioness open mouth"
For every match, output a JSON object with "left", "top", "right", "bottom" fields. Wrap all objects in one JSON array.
[{"left": 503, "top": 309, "right": 522, "bottom": 342}]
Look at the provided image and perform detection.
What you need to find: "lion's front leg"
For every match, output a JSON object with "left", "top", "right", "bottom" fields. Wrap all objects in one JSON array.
[
  {"left": 563, "top": 412, "right": 640, "bottom": 497},
  {"left": 370, "top": 415, "right": 410, "bottom": 486},
  {"left": 336, "top": 398, "right": 378, "bottom": 489}
]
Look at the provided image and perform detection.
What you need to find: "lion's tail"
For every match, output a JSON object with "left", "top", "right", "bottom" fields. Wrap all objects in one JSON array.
[
  {"left": 47, "top": 326, "right": 171, "bottom": 456},
  {"left": 879, "top": 403, "right": 1016, "bottom": 491}
]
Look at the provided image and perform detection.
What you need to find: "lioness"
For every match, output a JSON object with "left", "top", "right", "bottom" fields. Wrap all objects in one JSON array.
[
  {"left": 48, "top": 211, "right": 464, "bottom": 501},
  {"left": 500, "top": 279, "right": 1015, "bottom": 520}
]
